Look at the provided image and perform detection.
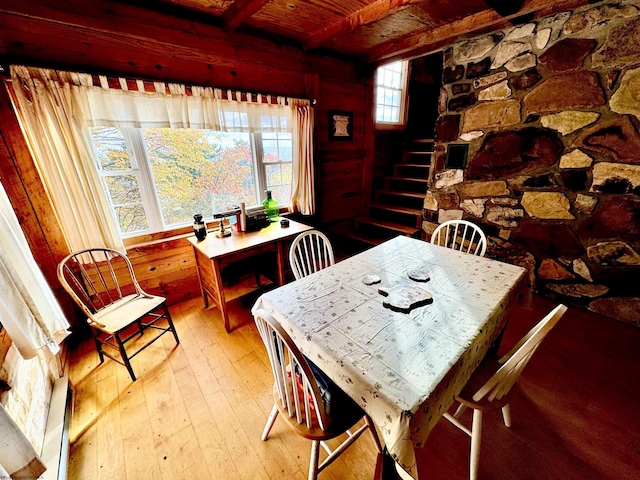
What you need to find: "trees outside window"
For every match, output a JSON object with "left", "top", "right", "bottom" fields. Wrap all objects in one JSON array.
[{"left": 90, "top": 127, "right": 292, "bottom": 236}]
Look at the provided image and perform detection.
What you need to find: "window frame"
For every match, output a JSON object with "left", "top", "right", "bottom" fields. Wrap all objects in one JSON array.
[
  {"left": 92, "top": 126, "right": 292, "bottom": 239},
  {"left": 374, "top": 60, "right": 410, "bottom": 130}
]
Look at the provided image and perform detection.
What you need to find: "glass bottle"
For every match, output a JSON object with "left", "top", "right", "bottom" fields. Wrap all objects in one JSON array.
[
  {"left": 193, "top": 213, "right": 207, "bottom": 241},
  {"left": 263, "top": 190, "right": 279, "bottom": 222}
]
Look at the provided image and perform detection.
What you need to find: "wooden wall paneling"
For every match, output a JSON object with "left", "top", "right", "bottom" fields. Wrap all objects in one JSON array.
[
  {"left": 0, "top": 19, "right": 307, "bottom": 97},
  {"left": 361, "top": 72, "right": 376, "bottom": 214},
  {"left": 315, "top": 75, "right": 370, "bottom": 226},
  {"left": 0, "top": 0, "right": 307, "bottom": 69},
  {"left": 0, "top": 1, "right": 367, "bottom": 96},
  {"left": 318, "top": 152, "right": 366, "bottom": 224},
  {"left": 126, "top": 238, "right": 200, "bottom": 305}
]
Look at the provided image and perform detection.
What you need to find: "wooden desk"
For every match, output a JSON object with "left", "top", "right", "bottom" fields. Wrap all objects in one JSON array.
[
  {"left": 187, "top": 218, "right": 313, "bottom": 332},
  {"left": 252, "top": 236, "right": 528, "bottom": 478}
]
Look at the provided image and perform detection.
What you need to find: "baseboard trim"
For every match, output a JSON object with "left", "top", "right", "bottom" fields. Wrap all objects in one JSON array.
[{"left": 41, "top": 374, "right": 72, "bottom": 480}]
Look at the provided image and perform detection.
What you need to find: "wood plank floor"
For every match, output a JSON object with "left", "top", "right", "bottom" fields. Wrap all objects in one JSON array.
[{"left": 68, "top": 291, "right": 640, "bottom": 480}]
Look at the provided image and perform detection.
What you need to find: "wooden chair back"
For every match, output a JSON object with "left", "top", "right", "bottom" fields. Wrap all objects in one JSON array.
[
  {"left": 431, "top": 219, "right": 487, "bottom": 257},
  {"left": 253, "top": 308, "right": 330, "bottom": 431},
  {"left": 57, "top": 248, "right": 150, "bottom": 328},
  {"left": 289, "top": 230, "right": 335, "bottom": 280},
  {"left": 472, "top": 304, "right": 568, "bottom": 403}
]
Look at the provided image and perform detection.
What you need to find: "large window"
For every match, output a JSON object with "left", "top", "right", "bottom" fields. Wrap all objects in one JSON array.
[
  {"left": 90, "top": 127, "right": 292, "bottom": 236},
  {"left": 375, "top": 60, "right": 409, "bottom": 126}
]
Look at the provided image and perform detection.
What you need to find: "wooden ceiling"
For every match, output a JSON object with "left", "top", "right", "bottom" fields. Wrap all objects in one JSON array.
[{"left": 153, "top": 0, "right": 590, "bottom": 63}]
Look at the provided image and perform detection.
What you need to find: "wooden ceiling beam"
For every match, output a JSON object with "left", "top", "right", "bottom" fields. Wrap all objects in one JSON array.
[
  {"left": 222, "top": 0, "right": 270, "bottom": 32},
  {"left": 367, "top": 0, "right": 586, "bottom": 63},
  {"left": 304, "top": 0, "right": 423, "bottom": 50}
]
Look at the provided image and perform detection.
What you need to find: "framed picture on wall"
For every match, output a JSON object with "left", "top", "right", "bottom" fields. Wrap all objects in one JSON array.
[{"left": 329, "top": 110, "right": 353, "bottom": 141}]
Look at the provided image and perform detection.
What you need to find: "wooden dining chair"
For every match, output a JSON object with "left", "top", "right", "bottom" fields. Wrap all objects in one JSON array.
[
  {"left": 57, "top": 248, "right": 179, "bottom": 381},
  {"left": 431, "top": 219, "right": 487, "bottom": 257},
  {"left": 443, "top": 304, "right": 568, "bottom": 480},
  {"left": 254, "top": 308, "right": 383, "bottom": 480},
  {"left": 289, "top": 230, "right": 335, "bottom": 280}
]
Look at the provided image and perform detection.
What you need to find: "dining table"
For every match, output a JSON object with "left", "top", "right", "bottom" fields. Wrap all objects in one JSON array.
[{"left": 251, "top": 235, "right": 528, "bottom": 479}]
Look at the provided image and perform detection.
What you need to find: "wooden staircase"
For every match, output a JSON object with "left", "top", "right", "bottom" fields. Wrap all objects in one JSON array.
[{"left": 347, "top": 138, "right": 434, "bottom": 249}]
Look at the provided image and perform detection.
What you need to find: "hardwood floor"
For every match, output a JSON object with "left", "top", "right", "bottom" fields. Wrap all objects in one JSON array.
[{"left": 68, "top": 291, "right": 640, "bottom": 480}]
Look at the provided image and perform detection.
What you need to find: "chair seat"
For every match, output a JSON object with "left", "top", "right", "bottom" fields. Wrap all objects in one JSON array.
[{"left": 93, "top": 294, "right": 166, "bottom": 333}]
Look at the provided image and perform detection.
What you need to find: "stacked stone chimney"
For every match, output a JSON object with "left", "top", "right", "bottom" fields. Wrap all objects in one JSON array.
[{"left": 427, "top": 1, "right": 640, "bottom": 327}]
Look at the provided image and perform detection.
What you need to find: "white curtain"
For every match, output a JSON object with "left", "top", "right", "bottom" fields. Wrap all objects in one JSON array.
[
  {"left": 8, "top": 65, "right": 315, "bottom": 245},
  {"left": 0, "top": 404, "right": 46, "bottom": 480},
  {"left": 290, "top": 99, "right": 315, "bottom": 215},
  {"left": 84, "top": 76, "right": 292, "bottom": 132},
  {"left": 0, "top": 182, "right": 70, "bottom": 361},
  {"left": 8, "top": 66, "right": 124, "bottom": 252},
  {"left": 84, "top": 75, "right": 315, "bottom": 213}
]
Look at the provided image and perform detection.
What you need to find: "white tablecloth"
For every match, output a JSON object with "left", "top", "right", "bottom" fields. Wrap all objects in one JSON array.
[{"left": 252, "top": 236, "right": 527, "bottom": 478}]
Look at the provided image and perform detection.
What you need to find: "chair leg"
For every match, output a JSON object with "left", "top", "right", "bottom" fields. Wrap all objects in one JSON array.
[
  {"left": 261, "top": 404, "right": 279, "bottom": 441},
  {"left": 364, "top": 415, "right": 383, "bottom": 454},
  {"left": 470, "top": 410, "right": 483, "bottom": 480},
  {"left": 453, "top": 403, "right": 468, "bottom": 418},
  {"left": 501, "top": 404, "right": 512, "bottom": 428},
  {"left": 93, "top": 333, "right": 104, "bottom": 364},
  {"left": 308, "top": 440, "right": 320, "bottom": 480},
  {"left": 116, "top": 333, "right": 136, "bottom": 381},
  {"left": 165, "top": 305, "right": 180, "bottom": 344}
]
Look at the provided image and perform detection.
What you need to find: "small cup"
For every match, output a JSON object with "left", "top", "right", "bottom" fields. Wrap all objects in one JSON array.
[{"left": 280, "top": 218, "right": 290, "bottom": 228}]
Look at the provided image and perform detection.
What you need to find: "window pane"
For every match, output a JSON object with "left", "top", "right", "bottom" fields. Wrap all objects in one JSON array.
[
  {"left": 104, "top": 175, "right": 142, "bottom": 205},
  {"left": 389, "top": 107, "right": 400, "bottom": 123},
  {"left": 114, "top": 204, "right": 148, "bottom": 234},
  {"left": 269, "top": 185, "right": 290, "bottom": 207},
  {"left": 263, "top": 139, "right": 278, "bottom": 162},
  {"left": 263, "top": 132, "right": 292, "bottom": 164},
  {"left": 265, "top": 164, "right": 282, "bottom": 186},
  {"left": 384, "top": 88, "right": 395, "bottom": 105},
  {"left": 266, "top": 162, "right": 292, "bottom": 203},
  {"left": 142, "top": 129, "right": 257, "bottom": 226},
  {"left": 392, "top": 71, "right": 401, "bottom": 88},
  {"left": 90, "top": 127, "right": 132, "bottom": 171},
  {"left": 375, "top": 61, "right": 407, "bottom": 124},
  {"left": 278, "top": 133, "right": 292, "bottom": 161}
]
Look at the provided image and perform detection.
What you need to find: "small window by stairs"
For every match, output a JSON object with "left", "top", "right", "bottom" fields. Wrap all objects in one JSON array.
[{"left": 346, "top": 138, "right": 434, "bottom": 250}]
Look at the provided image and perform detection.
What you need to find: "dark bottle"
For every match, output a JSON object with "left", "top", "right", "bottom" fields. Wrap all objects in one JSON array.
[
  {"left": 193, "top": 214, "right": 207, "bottom": 241},
  {"left": 263, "top": 190, "right": 279, "bottom": 222}
]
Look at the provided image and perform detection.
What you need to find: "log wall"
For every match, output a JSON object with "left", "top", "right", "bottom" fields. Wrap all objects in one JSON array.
[{"left": 0, "top": 0, "right": 374, "bottom": 321}]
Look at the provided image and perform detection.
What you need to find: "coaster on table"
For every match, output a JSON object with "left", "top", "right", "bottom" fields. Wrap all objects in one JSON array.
[
  {"left": 362, "top": 274, "right": 382, "bottom": 285},
  {"left": 378, "top": 285, "right": 433, "bottom": 313},
  {"left": 407, "top": 269, "right": 430, "bottom": 282}
]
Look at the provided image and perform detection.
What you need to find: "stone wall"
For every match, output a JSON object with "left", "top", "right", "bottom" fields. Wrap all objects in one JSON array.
[{"left": 427, "top": 0, "right": 640, "bottom": 327}]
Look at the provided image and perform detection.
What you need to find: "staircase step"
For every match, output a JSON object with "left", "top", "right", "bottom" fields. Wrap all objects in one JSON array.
[
  {"left": 369, "top": 202, "right": 422, "bottom": 216},
  {"left": 412, "top": 138, "right": 434, "bottom": 143},
  {"left": 396, "top": 163, "right": 430, "bottom": 169},
  {"left": 355, "top": 216, "right": 420, "bottom": 236},
  {"left": 344, "top": 232, "right": 386, "bottom": 247},
  {"left": 385, "top": 176, "right": 429, "bottom": 184},
  {"left": 377, "top": 189, "right": 425, "bottom": 200}
]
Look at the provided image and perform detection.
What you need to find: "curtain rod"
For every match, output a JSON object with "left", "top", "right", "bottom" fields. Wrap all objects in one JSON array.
[
  {"left": 90, "top": 75, "right": 293, "bottom": 104},
  {"left": 7, "top": 65, "right": 315, "bottom": 105}
]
